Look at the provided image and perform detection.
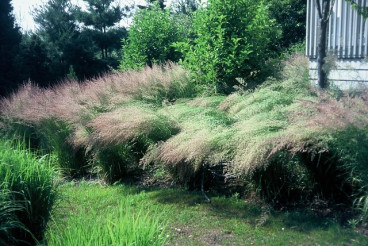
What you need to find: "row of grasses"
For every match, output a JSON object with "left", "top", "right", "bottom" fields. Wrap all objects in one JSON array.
[{"left": 2, "top": 55, "right": 368, "bottom": 223}]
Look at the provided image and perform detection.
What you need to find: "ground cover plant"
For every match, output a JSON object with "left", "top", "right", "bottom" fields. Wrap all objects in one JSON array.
[
  {"left": 0, "top": 138, "right": 57, "bottom": 245},
  {"left": 2, "top": 52, "right": 368, "bottom": 244}
]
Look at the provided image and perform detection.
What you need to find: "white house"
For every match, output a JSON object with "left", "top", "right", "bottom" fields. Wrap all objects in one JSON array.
[{"left": 307, "top": 0, "right": 368, "bottom": 89}]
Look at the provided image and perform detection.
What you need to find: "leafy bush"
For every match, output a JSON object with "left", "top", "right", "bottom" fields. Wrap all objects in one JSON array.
[
  {"left": 0, "top": 139, "right": 57, "bottom": 244},
  {"left": 120, "top": 5, "right": 186, "bottom": 69},
  {"left": 268, "top": 0, "right": 306, "bottom": 50},
  {"left": 175, "top": 0, "right": 280, "bottom": 93}
]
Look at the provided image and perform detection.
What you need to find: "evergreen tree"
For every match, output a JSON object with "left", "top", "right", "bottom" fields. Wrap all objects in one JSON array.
[
  {"left": 33, "top": 0, "right": 80, "bottom": 81},
  {"left": 0, "top": 0, "right": 22, "bottom": 96},
  {"left": 32, "top": 0, "right": 111, "bottom": 84},
  {"left": 77, "top": 0, "right": 129, "bottom": 64},
  {"left": 268, "top": 0, "right": 306, "bottom": 50},
  {"left": 16, "top": 34, "right": 53, "bottom": 87}
]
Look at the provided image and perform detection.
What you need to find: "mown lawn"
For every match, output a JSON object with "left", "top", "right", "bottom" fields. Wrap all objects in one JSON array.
[{"left": 43, "top": 181, "right": 368, "bottom": 246}]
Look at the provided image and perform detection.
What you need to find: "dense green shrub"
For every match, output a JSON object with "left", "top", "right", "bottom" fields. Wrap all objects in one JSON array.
[
  {"left": 120, "top": 5, "right": 186, "bottom": 69},
  {"left": 175, "top": 0, "right": 280, "bottom": 93},
  {"left": 0, "top": 139, "right": 57, "bottom": 244},
  {"left": 268, "top": 0, "right": 306, "bottom": 50}
]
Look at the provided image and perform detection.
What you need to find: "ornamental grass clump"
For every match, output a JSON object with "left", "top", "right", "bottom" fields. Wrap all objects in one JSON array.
[
  {"left": 219, "top": 53, "right": 368, "bottom": 214},
  {"left": 86, "top": 106, "right": 179, "bottom": 183},
  {"left": 0, "top": 139, "right": 57, "bottom": 245},
  {"left": 266, "top": 93, "right": 368, "bottom": 214},
  {"left": 3, "top": 51, "right": 368, "bottom": 221},
  {"left": 0, "top": 63, "right": 193, "bottom": 180},
  {"left": 142, "top": 99, "right": 235, "bottom": 183}
]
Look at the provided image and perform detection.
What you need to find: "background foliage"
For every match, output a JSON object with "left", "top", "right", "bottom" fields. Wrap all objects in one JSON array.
[
  {"left": 0, "top": 0, "right": 22, "bottom": 95},
  {"left": 174, "top": 0, "right": 280, "bottom": 93},
  {"left": 120, "top": 4, "right": 186, "bottom": 70}
]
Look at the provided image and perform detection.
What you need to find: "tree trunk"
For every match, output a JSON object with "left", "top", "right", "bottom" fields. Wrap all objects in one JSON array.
[
  {"left": 315, "top": 0, "right": 334, "bottom": 89},
  {"left": 317, "top": 15, "right": 328, "bottom": 88}
]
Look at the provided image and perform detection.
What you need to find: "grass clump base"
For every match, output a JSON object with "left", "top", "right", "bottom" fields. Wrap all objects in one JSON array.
[{"left": 0, "top": 138, "right": 57, "bottom": 245}]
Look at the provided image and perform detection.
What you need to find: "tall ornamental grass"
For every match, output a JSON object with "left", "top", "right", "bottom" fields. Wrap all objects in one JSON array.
[
  {"left": 141, "top": 99, "right": 235, "bottom": 183},
  {"left": 0, "top": 139, "right": 57, "bottom": 245},
  {"left": 3, "top": 53, "right": 368, "bottom": 221},
  {"left": 0, "top": 63, "right": 193, "bottom": 181},
  {"left": 142, "top": 53, "right": 368, "bottom": 221}
]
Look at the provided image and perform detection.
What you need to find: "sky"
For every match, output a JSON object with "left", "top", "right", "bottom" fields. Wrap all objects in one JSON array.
[{"left": 11, "top": 0, "right": 173, "bottom": 32}]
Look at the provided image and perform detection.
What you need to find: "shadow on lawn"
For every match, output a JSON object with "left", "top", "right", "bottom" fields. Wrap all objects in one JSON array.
[{"left": 145, "top": 187, "right": 347, "bottom": 233}]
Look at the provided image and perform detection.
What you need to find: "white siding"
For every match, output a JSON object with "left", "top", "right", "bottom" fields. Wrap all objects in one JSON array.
[
  {"left": 306, "top": 0, "right": 368, "bottom": 59},
  {"left": 309, "top": 59, "right": 368, "bottom": 89}
]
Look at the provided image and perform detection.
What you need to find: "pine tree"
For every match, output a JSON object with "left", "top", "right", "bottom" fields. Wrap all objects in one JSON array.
[
  {"left": 16, "top": 34, "right": 52, "bottom": 87},
  {"left": 0, "top": 0, "right": 22, "bottom": 95},
  {"left": 78, "top": 0, "right": 129, "bottom": 61},
  {"left": 33, "top": 0, "right": 80, "bottom": 80},
  {"left": 32, "top": 0, "right": 112, "bottom": 84}
]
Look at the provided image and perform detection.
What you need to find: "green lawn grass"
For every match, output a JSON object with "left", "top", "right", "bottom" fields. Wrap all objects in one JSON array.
[{"left": 43, "top": 181, "right": 368, "bottom": 246}]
